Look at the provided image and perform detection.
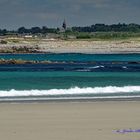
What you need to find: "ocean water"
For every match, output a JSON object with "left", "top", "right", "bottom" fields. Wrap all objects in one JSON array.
[
  {"left": 0, "top": 53, "right": 140, "bottom": 101},
  {"left": 0, "top": 53, "right": 140, "bottom": 61}
]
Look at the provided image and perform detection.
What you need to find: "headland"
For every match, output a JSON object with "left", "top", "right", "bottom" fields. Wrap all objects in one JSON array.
[{"left": 0, "top": 37, "right": 140, "bottom": 54}]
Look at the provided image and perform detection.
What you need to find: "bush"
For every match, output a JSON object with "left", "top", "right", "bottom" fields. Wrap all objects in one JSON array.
[
  {"left": 76, "top": 34, "right": 92, "bottom": 39},
  {"left": 0, "top": 40, "right": 7, "bottom": 44}
]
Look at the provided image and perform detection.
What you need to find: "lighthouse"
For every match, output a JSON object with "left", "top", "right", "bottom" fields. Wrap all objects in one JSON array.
[{"left": 62, "top": 19, "right": 67, "bottom": 30}]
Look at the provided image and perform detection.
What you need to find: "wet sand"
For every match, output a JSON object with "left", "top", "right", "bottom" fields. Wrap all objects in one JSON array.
[{"left": 0, "top": 101, "right": 140, "bottom": 140}]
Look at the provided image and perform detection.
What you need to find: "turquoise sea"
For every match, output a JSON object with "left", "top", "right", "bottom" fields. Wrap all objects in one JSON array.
[{"left": 0, "top": 53, "right": 140, "bottom": 101}]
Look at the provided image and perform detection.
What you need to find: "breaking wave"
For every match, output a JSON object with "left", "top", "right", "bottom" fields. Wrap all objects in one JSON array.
[{"left": 0, "top": 86, "right": 140, "bottom": 97}]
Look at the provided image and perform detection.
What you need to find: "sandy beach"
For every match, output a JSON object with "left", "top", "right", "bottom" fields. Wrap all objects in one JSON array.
[{"left": 0, "top": 101, "right": 140, "bottom": 140}]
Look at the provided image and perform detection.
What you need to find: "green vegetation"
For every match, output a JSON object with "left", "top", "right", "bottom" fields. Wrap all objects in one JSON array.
[
  {"left": 17, "top": 26, "right": 58, "bottom": 34},
  {"left": 1, "top": 23, "right": 140, "bottom": 40},
  {"left": 72, "top": 23, "right": 140, "bottom": 32},
  {"left": 60, "top": 31, "right": 140, "bottom": 40},
  {"left": 0, "top": 40, "right": 7, "bottom": 44}
]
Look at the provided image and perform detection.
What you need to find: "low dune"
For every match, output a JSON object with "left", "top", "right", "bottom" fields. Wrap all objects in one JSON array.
[{"left": 0, "top": 38, "right": 140, "bottom": 53}]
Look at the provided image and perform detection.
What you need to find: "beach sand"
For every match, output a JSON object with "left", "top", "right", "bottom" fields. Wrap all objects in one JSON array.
[
  {"left": 0, "top": 101, "right": 140, "bottom": 140},
  {"left": 1, "top": 39, "right": 140, "bottom": 54}
]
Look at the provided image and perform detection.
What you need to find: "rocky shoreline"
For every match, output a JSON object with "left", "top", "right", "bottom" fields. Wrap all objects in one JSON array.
[
  {"left": 0, "top": 39, "right": 140, "bottom": 54},
  {"left": 0, "top": 58, "right": 139, "bottom": 65},
  {"left": 0, "top": 59, "right": 60, "bottom": 64}
]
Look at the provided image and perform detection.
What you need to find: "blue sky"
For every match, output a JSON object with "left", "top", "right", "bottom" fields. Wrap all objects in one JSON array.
[{"left": 0, "top": 0, "right": 140, "bottom": 29}]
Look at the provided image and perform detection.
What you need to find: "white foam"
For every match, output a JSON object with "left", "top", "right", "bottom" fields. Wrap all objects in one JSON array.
[
  {"left": 0, "top": 86, "right": 140, "bottom": 97},
  {"left": 90, "top": 66, "right": 105, "bottom": 69},
  {"left": 122, "top": 66, "right": 128, "bottom": 69}
]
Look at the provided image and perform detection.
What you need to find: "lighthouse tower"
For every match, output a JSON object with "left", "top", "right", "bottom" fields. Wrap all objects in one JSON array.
[{"left": 62, "top": 19, "right": 67, "bottom": 30}]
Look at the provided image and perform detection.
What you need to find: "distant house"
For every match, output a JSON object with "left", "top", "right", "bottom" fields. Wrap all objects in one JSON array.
[
  {"left": 24, "top": 35, "right": 33, "bottom": 38},
  {"left": 18, "top": 33, "right": 33, "bottom": 38},
  {"left": 42, "top": 38, "right": 56, "bottom": 41}
]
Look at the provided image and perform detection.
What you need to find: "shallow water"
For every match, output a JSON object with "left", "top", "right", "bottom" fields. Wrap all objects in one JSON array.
[
  {"left": 0, "top": 53, "right": 140, "bottom": 101},
  {"left": 0, "top": 53, "right": 140, "bottom": 61}
]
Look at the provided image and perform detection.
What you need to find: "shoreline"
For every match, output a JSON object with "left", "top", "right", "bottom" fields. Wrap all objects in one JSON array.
[
  {"left": 0, "top": 52, "right": 140, "bottom": 54},
  {"left": 0, "top": 96, "right": 140, "bottom": 104},
  {"left": 1, "top": 39, "right": 140, "bottom": 54}
]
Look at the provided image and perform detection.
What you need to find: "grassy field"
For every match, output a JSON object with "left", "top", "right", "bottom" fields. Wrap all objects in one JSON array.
[
  {"left": 63, "top": 31, "right": 140, "bottom": 40},
  {"left": 1, "top": 32, "right": 140, "bottom": 44}
]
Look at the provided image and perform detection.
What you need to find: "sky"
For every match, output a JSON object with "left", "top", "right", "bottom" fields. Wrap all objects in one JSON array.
[{"left": 0, "top": 0, "right": 140, "bottom": 29}]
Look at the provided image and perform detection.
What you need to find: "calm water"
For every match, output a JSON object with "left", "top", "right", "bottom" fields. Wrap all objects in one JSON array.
[
  {"left": 0, "top": 53, "right": 140, "bottom": 101},
  {"left": 0, "top": 53, "right": 140, "bottom": 61}
]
